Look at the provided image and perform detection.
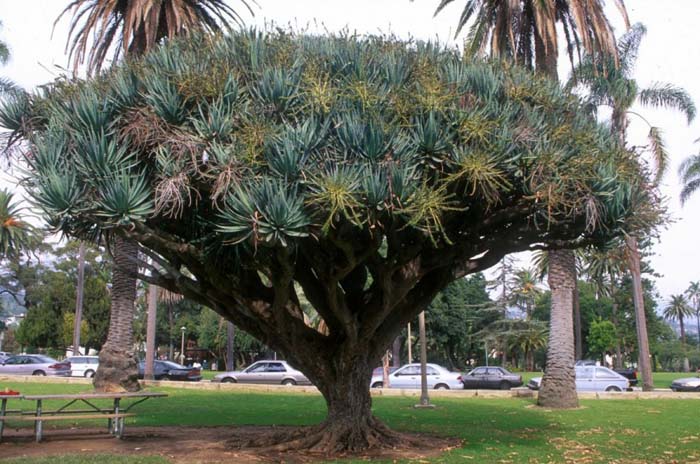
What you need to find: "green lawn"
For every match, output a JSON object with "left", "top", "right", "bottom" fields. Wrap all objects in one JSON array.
[{"left": 1, "top": 379, "right": 699, "bottom": 463}]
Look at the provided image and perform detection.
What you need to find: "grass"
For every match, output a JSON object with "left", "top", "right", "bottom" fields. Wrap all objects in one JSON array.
[{"left": 1, "top": 379, "right": 699, "bottom": 463}]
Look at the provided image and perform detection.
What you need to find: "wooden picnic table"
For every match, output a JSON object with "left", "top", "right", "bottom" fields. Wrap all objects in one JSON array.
[{"left": 2, "top": 391, "right": 167, "bottom": 442}]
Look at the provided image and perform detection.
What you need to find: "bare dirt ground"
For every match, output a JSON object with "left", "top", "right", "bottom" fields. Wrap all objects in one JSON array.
[{"left": 0, "top": 425, "right": 460, "bottom": 463}]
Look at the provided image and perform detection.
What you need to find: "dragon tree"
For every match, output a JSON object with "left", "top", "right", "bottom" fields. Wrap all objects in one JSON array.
[{"left": 0, "top": 31, "right": 651, "bottom": 452}]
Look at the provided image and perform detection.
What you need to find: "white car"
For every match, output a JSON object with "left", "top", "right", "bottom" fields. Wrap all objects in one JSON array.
[
  {"left": 527, "top": 366, "right": 629, "bottom": 392},
  {"left": 370, "top": 363, "right": 463, "bottom": 390},
  {"left": 65, "top": 355, "right": 99, "bottom": 377}
]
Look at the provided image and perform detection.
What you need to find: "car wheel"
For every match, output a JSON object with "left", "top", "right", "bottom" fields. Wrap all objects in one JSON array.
[
  {"left": 434, "top": 383, "right": 449, "bottom": 390},
  {"left": 84, "top": 370, "right": 95, "bottom": 378},
  {"left": 371, "top": 382, "right": 383, "bottom": 388},
  {"left": 32, "top": 370, "right": 46, "bottom": 376},
  {"left": 282, "top": 379, "right": 297, "bottom": 386},
  {"left": 605, "top": 386, "right": 622, "bottom": 392},
  {"left": 499, "top": 381, "right": 511, "bottom": 390},
  {"left": 221, "top": 377, "right": 236, "bottom": 383},
  {"left": 671, "top": 388, "right": 677, "bottom": 392}
]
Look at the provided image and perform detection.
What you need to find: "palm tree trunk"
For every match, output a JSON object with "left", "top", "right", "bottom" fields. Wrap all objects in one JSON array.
[
  {"left": 538, "top": 249, "right": 578, "bottom": 408},
  {"left": 627, "top": 236, "right": 654, "bottom": 390},
  {"left": 93, "top": 236, "right": 140, "bottom": 392},
  {"left": 696, "top": 308, "right": 700, "bottom": 350},
  {"left": 168, "top": 303, "right": 174, "bottom": 360},
  {"left": 226, "top": 321, "right": 235, "bottom": 371}
]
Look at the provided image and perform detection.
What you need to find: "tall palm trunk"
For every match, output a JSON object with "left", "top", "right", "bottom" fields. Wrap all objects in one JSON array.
[
  {"left": 679, "top": 315, "right": 690, "bottom": 372},
  {"left": 627, "top": 236, "right": 654, "bottom": 389},
  {"left": 573, "top": 280, "right": 582, "bottom": 360},
  {"left": 538, "top": 249, "right": 578, "bottom": 408},
  {"left": 93, "top": 236, "right": 140, "bottom": 392}
]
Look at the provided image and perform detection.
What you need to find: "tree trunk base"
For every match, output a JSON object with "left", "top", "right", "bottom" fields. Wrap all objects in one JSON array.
[
  {"left": 230, "top": 416, "right": 422, "bottom": 455},
  {"left": 93, "top": 346, "right": 140, "bottom": 392}
]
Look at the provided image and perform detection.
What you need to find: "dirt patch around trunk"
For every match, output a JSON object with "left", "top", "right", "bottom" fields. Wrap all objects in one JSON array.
[{"left": 0, "top": 425, "right": 460, "bottom": 463}]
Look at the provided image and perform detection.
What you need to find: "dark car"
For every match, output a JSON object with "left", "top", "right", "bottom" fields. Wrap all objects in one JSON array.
[
  {"left": 138, "top": 360, "right": 202, "bottom": 381},
  {"left": 461, "top": 366, "right": 523, "bottom": 390}
]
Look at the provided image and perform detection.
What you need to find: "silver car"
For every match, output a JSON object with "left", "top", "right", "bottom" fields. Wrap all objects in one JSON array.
[
  {"left": 211, "top": 360, "right": 311, "bottom": 386},
  {"left": 670, "top": 376, "right": 700, "bottom": 392},
  {"left": 370, "top": 363, "right": 463, "bottom": 390},
  {"left": 0, "top": 354, "right": 71, "bottom": 376},
  {"left": 528, "top": 366, "right": 629, "bottom": 392}
]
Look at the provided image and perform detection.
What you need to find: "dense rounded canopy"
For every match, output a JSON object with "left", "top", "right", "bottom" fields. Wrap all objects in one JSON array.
[{"left": 2, "top": 29, "right": 652, "bottom": 365}]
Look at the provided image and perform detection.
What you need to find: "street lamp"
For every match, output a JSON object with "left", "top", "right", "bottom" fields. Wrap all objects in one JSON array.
[{"left": 180, "top": 326, "right": 186, "bottom": 365}]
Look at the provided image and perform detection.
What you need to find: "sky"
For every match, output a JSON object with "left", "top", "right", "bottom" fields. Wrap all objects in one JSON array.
[{"left": 1, "top": 0, "right": 699, "bottom": 309}]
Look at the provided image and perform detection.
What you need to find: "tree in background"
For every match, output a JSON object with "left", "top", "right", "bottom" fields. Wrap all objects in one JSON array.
[
  {"left": 436, "top": 0, "right": 631, "bottom": 409},
  {"left": 587, "top": 319, "right": 617, "bottom": 362},
  {"left": 56, "top": 0, "right": 254, "bottom": 392},
  {"left": 425, "top": 273, "right": 495, "bottom": 369},
  {"left": 685, "top": 281, "right": 700, "bottom": 350},
  {"left": 679, "top": 141, "right": 700, "bottom": 205},
  {"left": 3, "top": 30, "right": 650, "bottom": 451},
  {"left": 13, "top": 242, "right": 111, "bottom": 354},
  {"left": 664, "top": 294, "right": 693, "bottom": 372}
]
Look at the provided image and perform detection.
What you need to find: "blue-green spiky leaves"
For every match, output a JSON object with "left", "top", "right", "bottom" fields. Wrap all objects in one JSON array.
[
  {"left": 252, "top": 67, "right": 300, "bottom": 115},
  {"left": 142, "top": 73, "right": 187, "bottom": 124},
  {"left": 74, "top": 130, "right": 138, "bottom": 180},
  {"left": 218, "top": 180, "right": 309, "bottom": 247},
  {"left": 95, "top": 174, "right": 155, "bottom": 227},
  {"left": 0, "top": 91, "right": 30, "bottom": 133}
]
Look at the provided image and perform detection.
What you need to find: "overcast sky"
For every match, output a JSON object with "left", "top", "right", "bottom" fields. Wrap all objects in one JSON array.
[{"left": 1, "top": 0, "right": 699, "bottom": 309}]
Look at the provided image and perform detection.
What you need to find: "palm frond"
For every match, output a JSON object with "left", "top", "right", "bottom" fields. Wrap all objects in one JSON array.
[
  {"left": 646, "top": 126, "right": 668, "bottom": 183},
  {"left": 638, "top": 83, "right": 696, "bottom": 124}
]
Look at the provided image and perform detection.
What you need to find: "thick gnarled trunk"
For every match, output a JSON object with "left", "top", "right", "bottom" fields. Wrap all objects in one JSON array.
[
  {"left": 538, "top": 249, "right": 578, "bottom": 408},
  {"left": 94, "top": 236, "right": 140, "bottom": 392}
]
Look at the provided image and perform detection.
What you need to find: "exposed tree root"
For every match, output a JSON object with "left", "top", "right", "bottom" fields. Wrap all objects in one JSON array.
[{"left": 228, "top": 417, "right": 436, "bottom": 456}]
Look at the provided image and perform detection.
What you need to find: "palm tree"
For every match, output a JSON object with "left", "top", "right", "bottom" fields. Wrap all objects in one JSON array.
[
  {"left": 570, "top": 23, "right": 695, "bottom": 389},
  {"left": 57, "top": 0, "right": 253, "bottom": 392},
  {"left": 679, "top": 140, "right": 700, "bottom": 205},
  {"left": 436, "top": 0, "right": 630, "bottom": 408},
  {"left": 685, "top": 281, "right": 700, "bottom": 350},
  {"left": 0, "top": 189, "right": 30, "bottom": 259},
  {"left": 510, "top": 268, "right": 542, "bottom": 320},
  {"left": 664, "top": 294, "right": 693, "bottom": 372}
]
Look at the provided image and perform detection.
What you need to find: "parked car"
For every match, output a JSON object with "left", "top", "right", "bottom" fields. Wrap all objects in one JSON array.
[
  {"left": 575, "top": 360, "right": 638, "bottom": 386},
  {"left": 137, "top": 360, "right": 202, "bottom": 381},
  {"left": 0, "top": 354, "right": 71, "bottom": 376},
  {"left": 670, "top": 375, "right": 700, "bottom": 392},
  {"left": 461, "top": 366, "right": 523, "bottom": 390},
  {"left": 527, "top": 366, "right": 629, "bottom": 392},
  {"left": 211, "top": 360, "right": 311, "bottom": 386},
  {"left": 370, "top": 363, "right": 463, "bottom": 390},
  {"left": 65, "top": 355, "right": 99, "bottom": 378}
]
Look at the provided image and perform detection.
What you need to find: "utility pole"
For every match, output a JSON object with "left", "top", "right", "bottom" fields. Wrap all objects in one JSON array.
[
  {"left": 407, "top": 322, "right": 412, "bottom": 363},
  {"left": 144, "top": 281, "right": 158, "bottom": 380},
  {"left": 71, "top": 243, "right": 85, "bottom": 356},
  {"left": 226, "top": 321, "right": 235, "bottom": 371}
]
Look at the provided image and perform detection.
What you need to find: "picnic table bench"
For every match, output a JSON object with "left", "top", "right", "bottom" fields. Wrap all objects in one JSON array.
[{"left": 0, "top": 392, "right": 167, "bottom": 442}]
